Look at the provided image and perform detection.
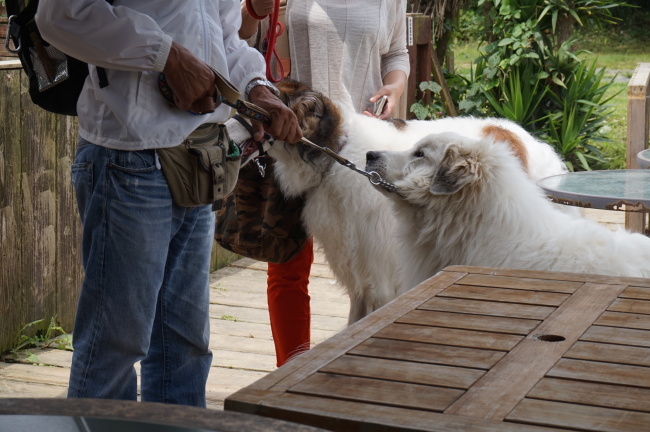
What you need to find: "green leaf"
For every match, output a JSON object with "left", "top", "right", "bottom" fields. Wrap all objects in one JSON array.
[
  {"left": 551, "top": 75, "right": 567, "bottom": 88},
  {"left": 419, "top": 81, "right": 442, "bottom": 93},
  {"left": 575, "top": 152, "right": 591, "bottom": 171}
]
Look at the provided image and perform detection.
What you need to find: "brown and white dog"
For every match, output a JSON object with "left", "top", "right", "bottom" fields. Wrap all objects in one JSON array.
[{"left": 255, "top": 79, "right": 573, "bottom": 324}]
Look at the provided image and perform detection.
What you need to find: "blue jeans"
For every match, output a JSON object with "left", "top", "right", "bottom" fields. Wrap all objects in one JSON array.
[{"left": 68, "top": 139, "right": 214, "bottom": 406}]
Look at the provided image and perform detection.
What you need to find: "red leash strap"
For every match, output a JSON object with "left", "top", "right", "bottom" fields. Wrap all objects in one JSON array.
[
  {"left": 245, "top": 0, "right": 284, "bottom": 82},
  {"left": 245, "top": 0, "right": 266, "bottom": 20},
  {"left": 263, "top": 0, "right": 283, "bottom": 82}
]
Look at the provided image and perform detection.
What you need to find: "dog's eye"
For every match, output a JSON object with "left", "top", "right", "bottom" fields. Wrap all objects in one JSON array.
[{"left": 413, "top": 150, "right": 425, "bottom": 158}]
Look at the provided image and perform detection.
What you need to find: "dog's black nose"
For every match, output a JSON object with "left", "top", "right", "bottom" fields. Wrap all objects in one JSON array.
[{"left": 366, "top": 151, "right": 381, "bottom": 162}]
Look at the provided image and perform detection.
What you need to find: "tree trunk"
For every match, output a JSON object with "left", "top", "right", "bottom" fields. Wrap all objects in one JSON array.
[{"left": 556, "top": 14, "right": 575, "bottom": 47}]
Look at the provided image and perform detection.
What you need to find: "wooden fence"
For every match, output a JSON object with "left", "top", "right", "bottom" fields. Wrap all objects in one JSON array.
[
  {"left": 0, "top": 61, "right": 81, "bottom": 353},
  {"left": 626, "top": 62, "right": 650, "bottom": 234},
  {"left": 0, "top": 62, "right": 238, "bottom": 353}
]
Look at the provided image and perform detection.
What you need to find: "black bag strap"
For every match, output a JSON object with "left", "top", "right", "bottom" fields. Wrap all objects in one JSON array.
[
  {"left": 5, "top": 0, "right": 23, "bottom": 18},
  {"left": 6, "top": 0, "right": 113, "bottom": 88},
  {"left": 232, "top": 114, "right": 271, "bottom": 156},
  {"left": 6, "top": 0, "right": 37, "bottom": 24}
]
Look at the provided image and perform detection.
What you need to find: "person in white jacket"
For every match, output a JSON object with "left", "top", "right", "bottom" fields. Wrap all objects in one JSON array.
[{"left": 35, "top": 0, "right": 302, "bottom": 406}]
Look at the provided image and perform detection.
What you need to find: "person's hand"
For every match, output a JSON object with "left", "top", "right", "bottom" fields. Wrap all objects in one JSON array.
[
  {"left": 248, "top": 85, "right": 303, "bottom": 143},
  {"left": 247, "top": 0, "right": 276, "bottom": 18},
  {"left": 162, "top": 41, "right": 220, "bottom": 114},
  {"left": 363, "top": 84, "right": 402, "bottom": 120}
]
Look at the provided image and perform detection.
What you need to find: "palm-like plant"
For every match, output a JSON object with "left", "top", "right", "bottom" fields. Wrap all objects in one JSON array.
[
  {"left": 535, "top": 0, "right": 632, "bottom": 45},
  {"left": 483, "top": 62, "right": 547, "bottom": 126},
  {"left": 542, "top": 60, "right": 617, "bottom": 171}
]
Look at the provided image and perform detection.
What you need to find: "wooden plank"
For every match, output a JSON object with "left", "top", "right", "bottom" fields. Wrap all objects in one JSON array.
[
  {"left": 230, "top": 257, "right": 334, "bottom": 280},
  {"left": 210, "top": 286, "right": 347, "bottom": 313},
  {"left": 226, "top": 391, "right": 557, "bottom": 432},
  {"left": 609, "top": 298, "right": 650, "bottom": 315},
  {"left": 0, "top": 363, "right": 70, "bottom": 387},
  {"left": 54, "top": 115, "right": 81, "bottom": 333},
  {"left": 547, "top": 358, "right": 650, "bottom": 388},
  {"left": 397, "top": 310, "right": 541, "bottom": 335},
  {"left": 438, "top": 285, "right": 569, "bottom": 306},
  {"left": 212, "top": 317, "right": 274, "bottom": 339},
  {"left": 507, "top": 399, "right": 650, "bottom": 432},
  {"left": 625, "top": 62, "right": 650, "bottom": 232},
  {"left": 442, "top": 265, "right": 496, "bottom": 275},
  {"left": 374, "top": 323, "right": 523, "bottom": 352},
  {"left": 348, "top": 337, "right": 505, "bottom": 370},
  {"left": 210, "top": 243, "right": 241, "bottom": 272},
  {"left": 288, "top": 372, "right": 463, "bottom": 412},
  {"left": 23, "top": 82, "right": 59, "bottom": 325},
  {"left": 420, "top": 297, "right": 555, "bottom": 320},
  {"left": 212, "top": 271, "right": 345, "bottom": 303},
  {"left": 494, "top": 267, "right": 650, "bottom": 286},
  {"left": 444, "top": 282, "right": 627, "bottom": 420},
  {"left": 0, "top": 65, "right": 24, "bottom": 352},
  {"left": 319, "top": 355, "right": 484, "bottom": 389},
  {"left": 565, "top": 341, "right": 650, "bottom": 367},
  {"left": 0, "top": 380, "right": 67, "bottom": 399},
  {"left": 527, "top": 377, "right": 650, "bottom": 413},
  {"left": 225, "top": 270, "right": 467, "bottom": 398},
  {"left": 404, "top": 14, "right": 432, "bottom": 119},
  {"left": 6, "top": 348, "right": 72, "bottom": 369},
  {"left": 457, "top": 273, "right": 582, "bottom": 294},
  {"left": 210, "top": 303, "right": 347, "bottom": 333},
  {"left": 620, "top": 285, "right": 650, "bottom": 300},
  {"left": 580, "top": 325, "right": 650, "bottom": 348},
  {"left": 595, "top": 311, "right": 650, "bottom": 330},
  {"left": 206, "top": 366, "right": 267, "bottom": 406},
  {"left": 211, "top": 334, "right": 276, "bottom": 356},
  {"left": 212, "top": 350, "right": 276, "bottom": 372}
]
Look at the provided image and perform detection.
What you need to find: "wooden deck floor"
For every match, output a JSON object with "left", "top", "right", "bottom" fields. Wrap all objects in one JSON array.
[{"left": 0, "top": 209, "right": 625, "bottom": 410}]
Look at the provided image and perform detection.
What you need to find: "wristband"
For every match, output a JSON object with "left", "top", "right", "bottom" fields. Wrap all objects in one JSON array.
[{"left": 245, "top": 0, "right": 267, "bottom": 20}]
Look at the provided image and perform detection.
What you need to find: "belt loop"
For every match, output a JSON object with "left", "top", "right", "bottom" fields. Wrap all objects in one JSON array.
[{"left": 154, "top": 150, "right": 161, "bottom": 170}]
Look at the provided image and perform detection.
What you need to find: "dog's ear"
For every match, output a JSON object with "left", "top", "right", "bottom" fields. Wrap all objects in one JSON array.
[{"left": 429, "top": 145, "right": 481, "bottom": 195}]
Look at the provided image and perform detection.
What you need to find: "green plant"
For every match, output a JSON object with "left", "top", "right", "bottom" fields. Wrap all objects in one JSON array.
[
  {"left": 541, "top": 59, "right": 618, "bottom": 171},
  {"left": 9, "top": 317, "right": 73, "bottom": 363},
  {"left": 410, "top": 81, "right": 445, "bottom": 120},
  {"left": 535, "top": 0, "right": 633, "bottom": 42},
  {"left": 482, "top": 62, "right": 547, "bottom": 126},
  {"left": 415, "top": 0, "right": 633, "bottom": 171}
]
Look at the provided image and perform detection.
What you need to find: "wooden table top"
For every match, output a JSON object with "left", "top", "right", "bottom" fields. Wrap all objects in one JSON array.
[{"left": 225, "top": 266, "right": 650, "bottom": 432}]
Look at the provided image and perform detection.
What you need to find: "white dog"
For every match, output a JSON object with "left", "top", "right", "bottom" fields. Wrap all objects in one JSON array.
[
  {"left": 365, "top": 132, "right": 650, "bottom": 290},
  {"left": 267, "top": 80, "right": 574, "bottom": 323}
]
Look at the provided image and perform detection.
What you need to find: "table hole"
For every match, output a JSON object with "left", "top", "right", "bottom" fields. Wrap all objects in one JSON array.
[{"left": 535, "top": 334, "right": 566, "bottom": 343}]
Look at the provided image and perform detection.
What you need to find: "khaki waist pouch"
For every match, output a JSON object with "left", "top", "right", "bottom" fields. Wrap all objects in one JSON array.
[{"left": 157, "top": 123, "right": 241, "bottom": 210}]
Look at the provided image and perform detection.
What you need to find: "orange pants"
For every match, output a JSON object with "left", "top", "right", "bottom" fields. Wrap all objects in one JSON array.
[{"left": 266, "top": 237, "right": 313, "bottom": 367}]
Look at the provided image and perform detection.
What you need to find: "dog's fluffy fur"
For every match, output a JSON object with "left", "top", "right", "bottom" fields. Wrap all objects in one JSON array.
[
  {"left": 366, "top": 132, "right": 650, "bottom": 289},
  {"left": 271, "top": 80, "right": 574, "bottom": 323}
]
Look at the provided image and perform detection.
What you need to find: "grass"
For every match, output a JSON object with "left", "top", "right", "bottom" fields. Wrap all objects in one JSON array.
[
  {"left": 448, "top": 32, "right": 647, "bottom": 170},
  {"left": 6, "top": 317, "right": 73, "bottom": 364}
]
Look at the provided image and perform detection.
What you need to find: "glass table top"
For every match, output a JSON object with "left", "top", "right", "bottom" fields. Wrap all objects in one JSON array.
[
  {"left": 638, "top": 149, "right": 650, "bottom": 169},
  {"left": 537, "top": 169, "right": 650, "bottom": 212}
]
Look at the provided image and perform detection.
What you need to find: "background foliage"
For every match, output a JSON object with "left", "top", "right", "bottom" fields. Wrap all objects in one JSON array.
[{"left": 411, "top": 0, "right": 647, "bottom": 171}]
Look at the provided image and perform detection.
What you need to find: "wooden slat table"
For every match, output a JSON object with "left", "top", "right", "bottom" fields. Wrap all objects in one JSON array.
[{"left": 225, "top": 266, "right": 650, "bottom": 432}]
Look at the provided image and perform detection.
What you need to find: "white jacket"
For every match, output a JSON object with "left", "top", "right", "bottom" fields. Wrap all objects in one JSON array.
[{"left": 36, "top": 0, "right": 266, "bottom": 150}]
